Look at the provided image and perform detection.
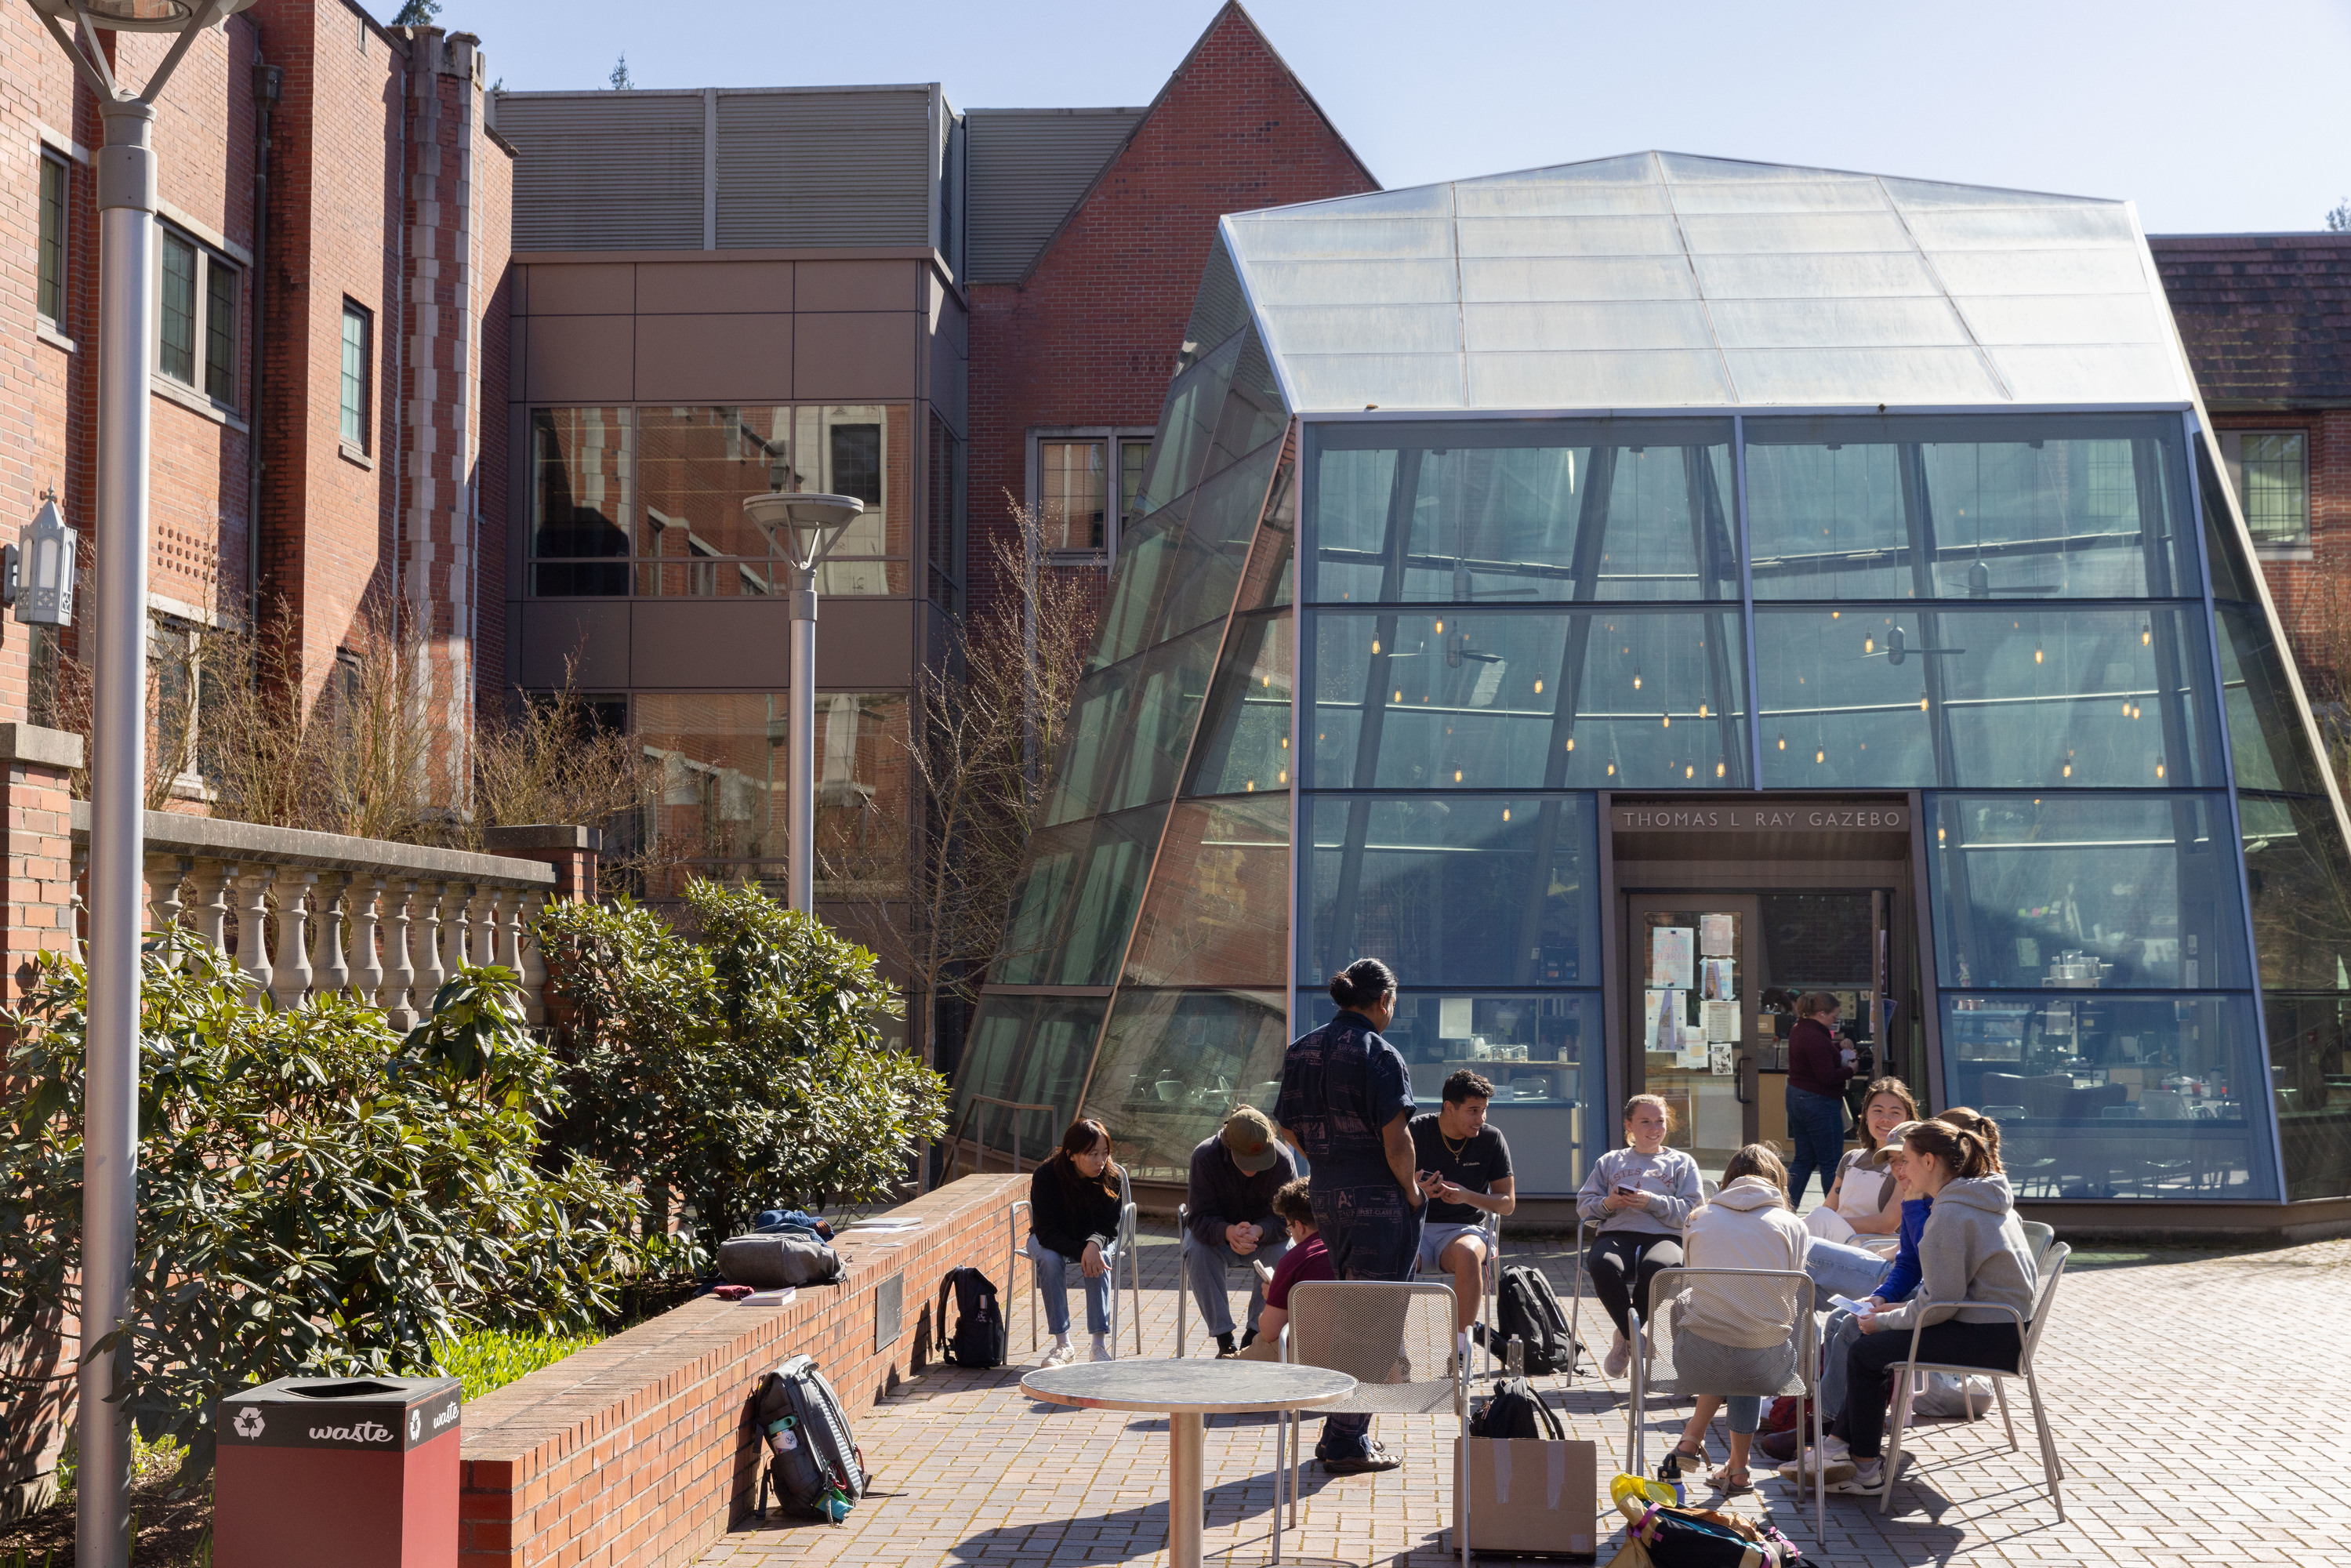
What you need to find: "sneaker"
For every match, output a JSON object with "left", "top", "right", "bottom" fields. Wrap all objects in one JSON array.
[
  {"left": 1214, "top": 1332, "right": 1238, "bottom": 1359},
  {"left": 1238, "top": 1327, "right": 1259, "bottom": 1352},
  {"left": 1756, "top": 1427, "right": 1801, "bottom": 1465},
  {"left": 1319, "top": 1441, "right": 1403, "bottom": 1475},
  {"left": 1775, "top": 1446, "right": 1854, "bottom": 1486},
  {"left": 1090, "top": 1340, "right": 1115, "bottom": 1363},
  {"left": 1603, "top": 1334, "right": 1631, "bottom": 1378},
  {"left": 1827, "top": 1459, "right": 1885, "bottom": 1494},
  {"left": 1041, "top": 1342, "right": 1077, "bottom": 1368}
]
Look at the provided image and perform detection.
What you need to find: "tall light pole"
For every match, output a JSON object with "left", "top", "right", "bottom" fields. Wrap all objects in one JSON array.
[
  {"left": 742, "top": 491, "right": 862, "bottom": 913},
  {"left": 22, "top": 3, "right": 253, "bottom": 1564}
]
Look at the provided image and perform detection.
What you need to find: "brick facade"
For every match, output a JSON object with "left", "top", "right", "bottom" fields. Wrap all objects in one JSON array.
[{"left": 963, "top": 3, "right": 1377, "bottom": 637}]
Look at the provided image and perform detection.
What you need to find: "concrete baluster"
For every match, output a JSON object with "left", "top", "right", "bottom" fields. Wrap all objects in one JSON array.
[
  {"left": 188, "top": 860, "right": 232, "bottom": 956},
  {"left": 69, "top": 843, "right": 87, "bottom": 964},
  {"left": 312, "top": 873, "right": 351, "bottom": 1002},
  {"left": 516, "top": 891, "right": 550, "bottom": 1026},
  {"left": 383, "top": 881, "right": 419, "bottom": 1029},
  {"left": 412, "top": 882, "right": 448, "bottom": 1017},
  {"left": 348, "top": 877, "right": 386, "bottom": 1011},
  {"left": 271, "top": 869, "right": 316, "bottom": 1010},
  {"left": 143, "top": 853, "right": 188, "bottom": 964},
  {"left": 467, "top": 886, "right": 500, "bottom": 974},
  {"left": 232, "top": 864, "right": 276, "bottom": 1004}
]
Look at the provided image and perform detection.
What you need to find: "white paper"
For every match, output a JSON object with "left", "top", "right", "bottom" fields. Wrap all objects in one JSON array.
[
  {"left": 1709, "top": 1043, "right": 1735, "bottom": 1076},
  {"left": 1702, "top": 999, "right": 1740, "bottom": 1044},
  {"left": 1678, "top": 1041, "right": 1709, "bottom": 1069},
  {"left": 1649, "top": 927, "right": 1694, "bottom": 990},
  {"left": 1439, "top": 996, "right": 1475, "bottom": 1039},
  {"left": 1828, "top": 1294, "right": 1876, "bottom": 1317},
  {"left": 1645, "top": 989, "right": 1677, "bottom": 1054},
  {"left": 1702, "top": 958, "right": 1735, "bottom": 1001},
  {"left": 1700, "top": 913, "right": 1735, "bottom": 956}
]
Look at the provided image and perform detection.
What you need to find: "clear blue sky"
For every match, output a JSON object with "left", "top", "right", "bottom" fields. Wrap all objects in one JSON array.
[{"left": 405, "top": 0, "right": 2351, "bottom": 234}]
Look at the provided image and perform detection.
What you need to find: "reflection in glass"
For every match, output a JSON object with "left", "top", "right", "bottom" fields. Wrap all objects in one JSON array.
[
  {"left": 532, "top": 408, "right": 632, "bottom": 596},
  {"left": 1304, "top": 794, "right": 1598, "bottom": 987},
  {"left": 1943, "top": 993, "right": 2272, "bottom": 1200},
  {"left": 1124, "top": 796, "right": 1289, "bottom": 989},
  {"left": 951, "top": 995, "right": 1110, "bottom": 1161},
  {"left": 2262, "top": 993, "right": 2351, "bottom": 1200},
  {"left": 1746, "top": 414, "right": 2193, "bottom": 600},
  {"left": 2240, "top": 793, "right": 2351, "bottom": 992},
  {"left": 1045, "top": 622, "right": 1224, "bottom": 827},
  {"left": 2215, "top": 604, "right": 2328, "bottom": 795},
  {"left": 1755, "top": 607, "right": 2217, "bottom": 789},
  {"left": 1091, "top": 441, "right": 1283, "bottom": 673},
  {"left": 1081, "top": 989, "right": 1289, "bottom": 1180},
  {"left": 993, "top": 805, "right": 1169, "bottom": 988},
  {"left": 1308, "top": 421, "right": 1736, "bottom": 604},
  {"left": 1185, "top": 613, "right": 1292, "bottom": 799},
  {"left": 1135, "top": 333, "right": 1243, "bottom": 517},
  {"left": 2198, "top": 438, "right": 2264, "bottom": 604},
  {"left": 1928, "top": 793, "right": 2248, "bottom": 991},
  {"left": 1312, "top": 611, "right": 1749, "bottom": 789}
]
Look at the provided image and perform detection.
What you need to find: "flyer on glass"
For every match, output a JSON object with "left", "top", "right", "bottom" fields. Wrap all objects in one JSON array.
[
  {"left": 1702, "top": 959, "right": 1735, "bottom": 1001},
  {"left": 1700, "top": 914, "right": 1735, "bottom": 956},
  {"left": 1649, "top": 927, "right": 1694, "bottom": 990}
]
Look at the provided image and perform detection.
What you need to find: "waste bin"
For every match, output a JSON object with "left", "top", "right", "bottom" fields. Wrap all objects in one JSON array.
[{"left": 215, "top": 1374, "right": 463, "bottom": 1568}]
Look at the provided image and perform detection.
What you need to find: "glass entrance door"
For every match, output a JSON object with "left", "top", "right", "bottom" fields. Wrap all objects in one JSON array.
[{"left": 1629, "top": 895, "right": 1758, "bottom": 1180}]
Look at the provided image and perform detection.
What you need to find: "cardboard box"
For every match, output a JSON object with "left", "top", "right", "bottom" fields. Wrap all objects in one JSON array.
[{"left": 1448, "top": 1436, "right": 1598, "bottom": 1559}]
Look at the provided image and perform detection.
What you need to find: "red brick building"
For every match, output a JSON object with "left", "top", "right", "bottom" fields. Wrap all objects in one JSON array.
[
  {"left": 963, "top": 2, "right": 1376, "bottom": 629},
  {"left": 0, "top": 2, "right": 508, "bottom": 826},
  {"left": 2153, "top": 233, "right": 2351, "bottom": 658}
]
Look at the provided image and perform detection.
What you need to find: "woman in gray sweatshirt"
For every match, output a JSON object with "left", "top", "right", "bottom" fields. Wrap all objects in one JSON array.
[
  {"left": 1575, "top": 1094, "right": 1705, "bottom": 1377},
  {"left": 1812, "top": 1120, "right": 2038, "bottom": 1492}
]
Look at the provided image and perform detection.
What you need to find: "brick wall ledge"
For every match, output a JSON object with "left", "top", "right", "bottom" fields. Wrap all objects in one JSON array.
[
  {"left": 456, "top": 1171, "right": 1026, "bottom": 1568},
  {"left": 68, "top": 803, "right": 558, "bottom": 887}
]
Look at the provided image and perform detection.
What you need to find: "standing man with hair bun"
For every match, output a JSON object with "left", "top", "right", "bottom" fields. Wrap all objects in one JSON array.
[{"left": 1275, "top": 956, "right": 1423, "bottom": 1475}]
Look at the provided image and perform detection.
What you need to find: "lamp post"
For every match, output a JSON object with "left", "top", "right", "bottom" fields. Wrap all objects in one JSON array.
[
  {"left": 742, "top": 491, "right": 862, "bottom": 913},
  {"left": 22, "top": 3, "right": 254, "bottom": 1564}
]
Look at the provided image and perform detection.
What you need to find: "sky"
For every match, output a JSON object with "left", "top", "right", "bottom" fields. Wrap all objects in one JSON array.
[{"left": 398, "top": 0, "right": 2351, "bottom": 234}]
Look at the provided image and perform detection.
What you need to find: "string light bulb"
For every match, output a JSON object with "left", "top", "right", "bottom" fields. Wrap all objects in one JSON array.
[
  {"left": 1662, "top": 713, "right": 1671, "bottom": 728},
  {"left": 1816, "top": 747, "right": 1825, "bottom": 764},
  {"left": 1566, "top": 737, "right": 1576, "bottom": 751},
  {"left": 1715, "top": 761, "right": 1726, "bottom": 778},
  {"left": 1920, "top": 697, "right": 1929, "bottom": 711},
  {"left": 1372, "top": 639, "right": 1380, "bottom": 654},
  {"left": 1454, "top": 769, "right": 1464, "bottom": 782},
  {"left": 1864, "top": 636, "right": 1875, "bottom": 655},
  {"left": 2142, "top": 626, "right": 2152, "bottom": 646},
  {"left": 1533, "top": 678, "right": 1544, "bottom": 695},
  {"left": 1502, "top": 806, "right": 1511, "bottom": 822},
  {"left": 1435, "top": 619, "right": 1443, "bottom": 633},
  {"left": 2034, "top": 648, "right": 2044, "bottom": 664},
  {"left": 1607, "top": 761, "right": 1616, "bottom": 776},
  {"left": 1633, "top": 670, "right": 1643, "bottom": 690},
  {"left": 1279, "top": 768, "right": 1288, "bottom": 784},
  {"left": 1777, "top": 734, "right": 1786, "bottom": 751},
  {"left": 1685, "top": 764, "right": 1695, "bottom": 779}
]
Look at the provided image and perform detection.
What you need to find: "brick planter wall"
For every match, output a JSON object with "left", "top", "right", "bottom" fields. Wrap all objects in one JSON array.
[{"left": 455, "top": 1171, "right": 1026, "bottom": 1567}]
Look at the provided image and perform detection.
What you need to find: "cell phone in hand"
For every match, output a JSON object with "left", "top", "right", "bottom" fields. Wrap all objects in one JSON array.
[{"left": 1614, "top": 1185, "right": 1638, "bottom": 1196}]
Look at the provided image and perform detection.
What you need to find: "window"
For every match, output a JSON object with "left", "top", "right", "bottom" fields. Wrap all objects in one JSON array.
[
  {"left": 38, "top": 152, "right": 67, "bottom": 326},
  {"left": 2221, "top": 430, "right": 2310, "bottom": 548},
  {"left": 340, "top": 302, "right": 372, "bottom": 449},
  {"left": 1030, "top": 428, "right": 1156, "bottom": 560},
  {"left": 158, "top": 227, "right": 239, "bottom": 406}
]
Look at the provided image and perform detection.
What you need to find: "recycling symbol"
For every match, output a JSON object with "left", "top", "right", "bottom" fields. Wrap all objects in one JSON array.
[
  {"left": 232, "top": 1407, "right": 265, "bottom": 1440},
  {"left": 408, "top": 1410, "right": 422, "bottom": 1442}
]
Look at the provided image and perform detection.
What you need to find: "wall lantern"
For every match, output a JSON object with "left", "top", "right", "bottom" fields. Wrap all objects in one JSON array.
[{"left": 7, "top": 493, "right": 78, "bottom": 628}]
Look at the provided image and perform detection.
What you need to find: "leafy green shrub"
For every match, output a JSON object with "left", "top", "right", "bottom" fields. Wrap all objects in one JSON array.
[
  {"left": 0, "top": 937, "right": 659, "bottom": 1482},
  {"left": 430, "top": 1328, "right": 604, "bottom": 1401},
  {"left": 539, "top": 879, "right": 949, "bottom": 1247}
]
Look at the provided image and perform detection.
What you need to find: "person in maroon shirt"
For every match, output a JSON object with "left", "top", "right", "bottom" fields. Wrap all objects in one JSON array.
[
  {"left": 1235, "top": 1179, "right": 1335, "bottom": 1362},
  {"left": 1785, "top": 992, "right": 1852, "bottom": 1207}
]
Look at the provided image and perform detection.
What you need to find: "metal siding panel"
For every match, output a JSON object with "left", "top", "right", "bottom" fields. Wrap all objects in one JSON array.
[
  {"left": 963, "top": 109, "right": 1145, "bottom": 282},
  {"left": 500, "top": 94, "right": 707, "bottom": 252},
  {"left": 717, "top": 91, "right": 935, "bottom": 248}
]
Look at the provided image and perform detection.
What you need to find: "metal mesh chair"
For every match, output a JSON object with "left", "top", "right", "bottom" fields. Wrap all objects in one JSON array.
[
  {"left": 1273, "top": 1280, "right": 1470, "bottom": 1566},
  {"left": 1627, "top": 1265, "right": 1823, "bottom": 1536},
  {"left": 1005, "top": 1167, "right": 1144, "bottom": 1357},
  {"left": 1879, "top": 1241, "right": 2070, "bottom": 1519}
]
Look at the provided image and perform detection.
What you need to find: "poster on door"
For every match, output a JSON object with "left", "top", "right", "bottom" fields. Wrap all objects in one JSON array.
[
  {"left": 1649, "top": 927, "right": 1694, "bottom": 990},
  {"left": 1702, "top": 959, "right": 1736, "bottom": 1001},
  {"left": 1700, "top": 913, "right": 1735, "bottom": 956},
  {"left": 1644, "top": 988, "right": 1678, "bottom": 1054}
]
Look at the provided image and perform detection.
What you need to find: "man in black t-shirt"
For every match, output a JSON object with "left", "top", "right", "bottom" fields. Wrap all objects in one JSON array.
[{"left": 1409, "top": 1069, "right": 1517, "bottom": 1334}]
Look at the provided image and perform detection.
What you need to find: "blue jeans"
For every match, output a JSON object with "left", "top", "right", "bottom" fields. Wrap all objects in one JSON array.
[
  {"left": 1181, "top": 1229, "right": 1290, "bottom": 1337},
  {"left": 1309, "top": 1183, "right": 1424, "bottom": 1459},
  {"left": 1724, "top": 1395, "right": 1762, "bottom": 1435},
  {"left": 1786, "top": 1087, "right": 1847, "bottom": 1206},
  {"left": 1805, "top": 1238, "right": 1891, "bottom": 1305},
  {"left": 1025, "top": 1236, "right": 1111, "bottom": 1337}
]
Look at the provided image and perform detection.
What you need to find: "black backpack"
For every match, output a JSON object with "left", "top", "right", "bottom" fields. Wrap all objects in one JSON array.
[
  {"left": 936, "top": 1266, "right": 1007, "bottom": 1369},
  {"left": 1468, "top": 1374, "right": 1566, "bottom": 1441},
  {"left": 751, "top": 1356, "right": 867, "bottom": 1523},
  {"left": 1475, "top": 1265, "right": 1581, "bottom": 1377}
]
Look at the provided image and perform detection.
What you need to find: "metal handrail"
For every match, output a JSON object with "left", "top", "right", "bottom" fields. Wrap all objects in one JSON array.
[{"left": 938, "top": 1095, "right": 1059, "bottom": 1188}]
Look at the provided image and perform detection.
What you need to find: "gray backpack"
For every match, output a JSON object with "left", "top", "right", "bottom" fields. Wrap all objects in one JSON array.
[{"left": 719, "top": 1229, "right": 844, "bottom": 1289}]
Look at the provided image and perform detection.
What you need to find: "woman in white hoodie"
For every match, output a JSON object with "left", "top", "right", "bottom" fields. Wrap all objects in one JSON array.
[{"left": 1654, "top": 1143, "right": 1810, "bottom": 1495}]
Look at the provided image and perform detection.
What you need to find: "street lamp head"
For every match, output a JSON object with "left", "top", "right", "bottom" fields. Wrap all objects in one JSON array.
[
  {"left": 743, "top": 491, "right": 864, "bottom": 572},
  {"left": 27, "top": 0, "right": 256, "bottom": 29},
  {"left": 7, "top": 495, "right": 78, "bottom": 630}
]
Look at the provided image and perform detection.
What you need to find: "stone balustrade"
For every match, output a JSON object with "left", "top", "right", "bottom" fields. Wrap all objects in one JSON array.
[{"left": 67, "top": 806, "right": 580, "bottom": 1028}]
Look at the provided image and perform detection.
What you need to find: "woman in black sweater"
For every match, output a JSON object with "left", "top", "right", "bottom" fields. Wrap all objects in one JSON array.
[
  {"left": 1026, "top": 1119, "right": 1126, "bottom": 1365},
  {"left": 1785, "top": 992, "right": 1852, "bottom": 1207}
]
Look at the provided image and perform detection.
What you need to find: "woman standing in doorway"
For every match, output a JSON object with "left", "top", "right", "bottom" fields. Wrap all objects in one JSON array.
[{"left": 1784, "top": 993, "right": 1850, "bottom": 1207}]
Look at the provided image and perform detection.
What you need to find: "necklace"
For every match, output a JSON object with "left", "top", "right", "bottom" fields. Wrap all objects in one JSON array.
[{"left": 1442, "top": 1127, "right": 1471, "bottom": 1155}]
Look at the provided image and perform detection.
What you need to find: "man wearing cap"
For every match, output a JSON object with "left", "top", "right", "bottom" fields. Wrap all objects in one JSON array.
[{"left": 1183, "top": 1107, "right": 1300, "bottom": 1356}]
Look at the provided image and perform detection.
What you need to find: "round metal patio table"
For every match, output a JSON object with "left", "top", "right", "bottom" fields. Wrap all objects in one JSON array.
[{"left": 1020, "top": 1359, "right": 1355, "bottom": 1568}]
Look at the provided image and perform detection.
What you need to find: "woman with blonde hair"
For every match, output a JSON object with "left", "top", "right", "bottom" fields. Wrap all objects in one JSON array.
[
  {"left": 1576, "top": 1094, "right": 1704, "bottom": 1377},
  {"left": 1656, "top": 1143, "right": 1809, "bottom": 1494}
]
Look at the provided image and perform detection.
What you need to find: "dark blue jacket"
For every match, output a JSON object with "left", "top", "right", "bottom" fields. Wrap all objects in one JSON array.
[
  {"left": 1876, "top": 1195, "right": 1932, "bottom": 1303},
  {"left": 1275, "top": 1009, "right": 1413, "bottom": 1191}
]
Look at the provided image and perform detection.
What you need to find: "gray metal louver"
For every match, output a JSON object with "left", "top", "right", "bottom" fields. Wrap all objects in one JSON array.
[
  {"left": 501, "top": 92, "right": 706, "bottom": 252},
  {"left": 715, "top": 89, "right": 934, "bottom": 249},
  {"left": 963, "top": 108, "right": 1144, "bottom": 283}
]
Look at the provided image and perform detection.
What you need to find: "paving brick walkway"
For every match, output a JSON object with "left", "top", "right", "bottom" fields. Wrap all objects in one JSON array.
[{"left": 700, "top": 1221, "right": 2351, "bottom": 1567}]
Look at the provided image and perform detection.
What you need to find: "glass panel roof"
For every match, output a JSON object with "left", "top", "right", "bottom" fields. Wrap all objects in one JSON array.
[{"left": 1221, "top": 151, "right": 2195, "bottom": 413}]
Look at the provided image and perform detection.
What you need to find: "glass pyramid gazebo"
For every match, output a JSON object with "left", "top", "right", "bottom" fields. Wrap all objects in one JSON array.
[{"left": 951, "top": 152, "right": 2351, "bottom": 1219}]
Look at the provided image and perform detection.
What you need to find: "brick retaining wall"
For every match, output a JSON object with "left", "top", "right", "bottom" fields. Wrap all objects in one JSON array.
[{"left": 455, "top": 1171, "right": 1026, "bottom": 1568}]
